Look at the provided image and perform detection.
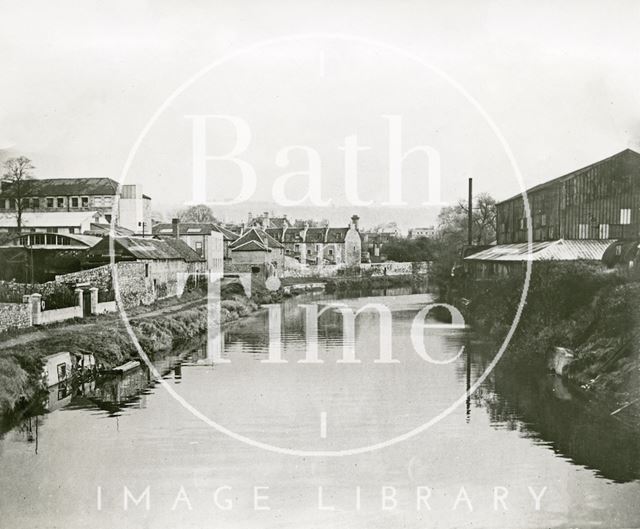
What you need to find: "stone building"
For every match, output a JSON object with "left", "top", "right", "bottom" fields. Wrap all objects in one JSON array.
[
  {"left": 152, "top": 219, "right": 227, "bottom": 275},
  {"left": 83, "top": 236, "right": 206, "bottom": 301},
  {"left": 0, "top": 210, "right": 107, "bottom": 235},
  {"left": 229, "top": 228, "right": 285, "bottom": 275},
  {"left": 265, "top": 215, "right": 362, "bottom": 267}
]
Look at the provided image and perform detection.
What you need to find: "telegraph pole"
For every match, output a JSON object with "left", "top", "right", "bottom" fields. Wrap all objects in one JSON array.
[{"left": 467, "top": 177, "right": 473, "bottom": 246}]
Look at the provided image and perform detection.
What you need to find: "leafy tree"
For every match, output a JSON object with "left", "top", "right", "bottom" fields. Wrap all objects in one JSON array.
[
  {"left": 2, "top": 156, "right": 35, "bottom": 232},
  {"left": 178, "top": 204, "right": 218, "bottom": 223}
]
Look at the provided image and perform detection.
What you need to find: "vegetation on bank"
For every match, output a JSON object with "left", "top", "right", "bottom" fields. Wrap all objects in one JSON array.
[
  {"left": 456, "top": 262, "right": 640, "bottom": 406},
  {"left": 324, "top": 272, "right": 428, "bottom": 294},
  {"left": 0, "top": 279, "right": 281, "bottom": 415}
]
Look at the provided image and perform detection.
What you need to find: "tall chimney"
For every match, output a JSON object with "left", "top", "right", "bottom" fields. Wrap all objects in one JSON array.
[
  {"left": 351, "top": 215, "right": 360, "bottom": 230},
  {"left": 172, "top": 218, "right": 180, "bottom": 239}
]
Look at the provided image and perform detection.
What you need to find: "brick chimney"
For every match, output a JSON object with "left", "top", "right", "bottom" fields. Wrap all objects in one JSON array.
[
  {"left": 172, "top": 218, "right": 180, "bottom": 239},
  {"left": 351, "top": 215, "right": 360, "bottom": 230}
]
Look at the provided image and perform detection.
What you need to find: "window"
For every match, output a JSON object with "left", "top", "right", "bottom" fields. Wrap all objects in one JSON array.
[
  {"left": 518, "top": 217, "right": 525, "bottom": 230},
  {"left": 81, "top": 197, "right": 89, "bottom": 207},
  {"left": 49, "top": 228, "right": 58, "bottom": 234},
  {"left": 578, "top": 224, "right": 589, "bottom": 239},
  {"left": 541, "top": 214, "right": 547, "bottom": 227},
  {"left": 57, "top": 197, "right": 65, "bottom": 208},
  {"left": 0, "top": 200, "right": 4, "bottom": 210},
  {"left": 307, "top": 249, "right": 311, "bottom": 255},
  {"left": 294, "top": 244, "right": 300, "bottom": 251},
  {"left": 195, "top": 241, "right": 203, "bottom": 256},
  {"left": 32, "top": 198, "right": 40, "bottom": 209},
  {"left": 328, "top": 249, "right": 334, "bottom": 255},
  {"left": 47, "top": 197, "right": 54, "bottom": 208},
  {"left": 69, "top": 227, "right": 76, "bottom": 234},
  {"left": 71, "top": 197, "right": 79, "bottom": 208},
  {"left": 145, "top": 264, "right": 150, "bottom": 278},
  {"left": 599, "top": 224, "right": 610, "bottom": 240},
  {"left": 57, "top": 363, "right": 67, "bottom": 381},
  {"left": 620, "top": 208, "right": 632, "bottom": 225}
]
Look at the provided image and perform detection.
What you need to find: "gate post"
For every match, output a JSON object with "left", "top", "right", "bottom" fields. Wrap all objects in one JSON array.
[
  {"left": 75, "top": 288, "right": 84, "bottom": 318},
  {"left": 89, "top": 287, "right": 99, "bottom": 315},
  {"left": 30, "top": 293, "right": 42, "bottom": 326}
]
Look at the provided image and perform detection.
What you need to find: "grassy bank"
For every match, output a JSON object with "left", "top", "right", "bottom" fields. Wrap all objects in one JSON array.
[
  {"left": 0, "top": 283, "right": 279, "bottom": 414},
  {"left": 457, "top": 262, "right": 640, "bottom": 412}
]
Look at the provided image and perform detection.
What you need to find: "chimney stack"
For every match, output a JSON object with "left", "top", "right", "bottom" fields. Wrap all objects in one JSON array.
[
  {"left": 172, "top": 218, "right": 180, "bottom": 239},
  {"left": 351, "top": 215, "right": 360, "bottom": 230}
]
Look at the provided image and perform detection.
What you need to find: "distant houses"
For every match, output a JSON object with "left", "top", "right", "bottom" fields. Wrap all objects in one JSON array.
[
  {"left": 228, "top": 228, "right": 285, "bottom": 274},
  {"left": 152, "top": 219, "right": 228, "bottom": 276},
  {"left": 264, "top": 215, "right": 362, "bottom": 267},
  {"left": 466, "top": 149, "right": 640, "bottom": 278}
]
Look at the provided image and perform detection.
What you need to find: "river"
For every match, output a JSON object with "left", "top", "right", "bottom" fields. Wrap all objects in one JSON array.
[{"left": 1, "top": 290, "right": 639, "bottom": 528}]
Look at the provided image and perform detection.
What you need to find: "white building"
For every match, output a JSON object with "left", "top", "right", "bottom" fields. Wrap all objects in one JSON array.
[
  {"left": 0, "top": 178, "right": 151, "bottom": 234},
  {"left": 0, "top": 211, "right": 107, "bottom": 234}
]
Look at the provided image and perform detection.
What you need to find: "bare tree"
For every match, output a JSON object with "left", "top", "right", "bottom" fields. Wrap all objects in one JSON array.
[
  {"left": 178, "top": 204, "right": 218, "bottom": 223},
  {"left": 2, "top": 156, "right": 35, "bottom": 232}
]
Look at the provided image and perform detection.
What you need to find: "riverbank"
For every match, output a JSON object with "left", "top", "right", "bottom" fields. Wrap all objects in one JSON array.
[
  {"left": 454, "top": 262, "right": 640, "bottom": 420},
  {"left": 0, "top": 281, "right": 282, "bottom": 415}
]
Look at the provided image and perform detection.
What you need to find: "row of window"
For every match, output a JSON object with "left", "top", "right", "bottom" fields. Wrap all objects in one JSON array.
[
  {"left": 506, "top": 208, "right": 634, "bottom": 233},
  {"left": 0, "top": 196, "right": 115, "bottom": 210}
]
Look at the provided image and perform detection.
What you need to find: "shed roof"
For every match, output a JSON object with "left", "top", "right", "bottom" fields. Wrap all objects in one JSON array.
[
  {"left": 498, "top": 149, "right": 640, "bottom": 205},
  {"left": 464, "top": 239, "right": 612, "bottom": 262},
  {"left": 90, "top": 236, "right": 205, "bottom": 261}
]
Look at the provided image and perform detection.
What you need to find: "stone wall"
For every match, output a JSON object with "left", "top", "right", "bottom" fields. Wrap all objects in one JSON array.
[
  {"left": 0, "top": 301, "right": 31, "bottom": 333},
  {"left": 283, "top": 261, "right": 431, "bottom": 279}
]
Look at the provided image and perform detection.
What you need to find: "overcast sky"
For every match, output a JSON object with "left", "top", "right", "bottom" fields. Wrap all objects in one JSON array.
[{"left": 2, "top": 0, "right": 640, "bottom": 226}]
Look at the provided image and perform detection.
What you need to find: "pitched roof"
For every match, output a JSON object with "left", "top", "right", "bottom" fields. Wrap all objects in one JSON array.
[
  {"left": 229, "top": 228, "right": 284, "bottom": 251},
  {"left": 1, "top": 177, "right": 120, "bottom": 197},
  {"left": 498, "top": 149, "right": 640, "bottom": 205},
  {"left": 464, "top": 239, "right": 612, "bottom": 262},
  {"left": 152, "top": 222, "right": 239, "bottom": 241},
  {"left": 86, "top": 223, "right": 135, "bottom": 237},
  {"left": 211, "top": 224, "right": 240, "bottom": 241},
  {"left": 89, "top": 236, "right": 205, "bottom": 261},
  {"left": 232, "top": 240, "right": 270, "bottom": 252},
  {"left": 0, "top": 211, "right": 105, "bottom": 228},
  {"left": 326, "top": 227, "right": 350, "bottom": 243}
]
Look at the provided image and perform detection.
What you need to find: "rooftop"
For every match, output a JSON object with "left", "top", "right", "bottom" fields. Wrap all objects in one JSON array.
[
  {"left": 498, "top": 149, "right": 640, "bottom": 205},
  {"left": 464, "top": 239, "right": 612, "bottom": 262}
]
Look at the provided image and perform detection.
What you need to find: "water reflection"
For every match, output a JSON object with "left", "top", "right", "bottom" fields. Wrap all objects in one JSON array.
[{"left": 0, "top": 290, "right": 639, "bottom": 528}]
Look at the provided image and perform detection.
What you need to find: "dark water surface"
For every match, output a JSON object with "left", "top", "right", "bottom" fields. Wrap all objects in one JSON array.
[{"left": 1, "top": 291, "right": 639, "bottom": 528}]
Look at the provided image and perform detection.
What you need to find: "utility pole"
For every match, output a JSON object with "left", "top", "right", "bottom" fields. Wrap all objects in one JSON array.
[{"left": 467, "top": 177, "right": 473, "bottom": 246}]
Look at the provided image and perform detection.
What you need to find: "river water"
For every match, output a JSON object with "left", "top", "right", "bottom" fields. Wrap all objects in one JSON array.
[{"left": 1, "top": 290, "right": 639, "bottom": 528}]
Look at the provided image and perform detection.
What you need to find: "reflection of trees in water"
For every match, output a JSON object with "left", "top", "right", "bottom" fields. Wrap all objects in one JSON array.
[{"left": 473, "top": 343, "right": 640, "bottom": 483}]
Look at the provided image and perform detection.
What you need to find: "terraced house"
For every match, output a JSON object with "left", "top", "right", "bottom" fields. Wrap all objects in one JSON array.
[{"left": 265, "top": 215, "right": 362, "bottom": 266}]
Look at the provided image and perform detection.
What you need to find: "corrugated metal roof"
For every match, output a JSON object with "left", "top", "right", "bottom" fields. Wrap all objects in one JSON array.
[
  {"left": 464, "top": 239, "right": 612, "bottom": 262},
  {"left": 104, "top": 237, "right": 205, "bottom": 261},
  {"left": 0, "top": 211, "right": 105, "bottom": 227}
]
